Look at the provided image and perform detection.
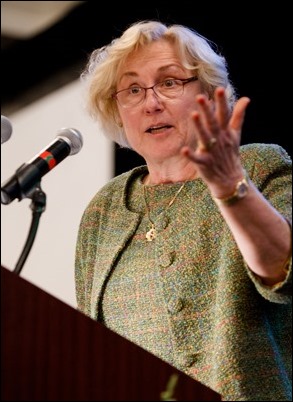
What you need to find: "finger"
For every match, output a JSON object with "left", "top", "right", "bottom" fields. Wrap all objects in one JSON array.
[
  {"left": 215, "top": 87, "right": 230, "bottom": 129},
  {"left": 192, "top": 111, "right": 208, "bottom": 149},
  {"left": 192, "top": 111, "right": 220, "bottom": 153},
  {"left": 229, "top": 97, "right": 251, "bottom": 133},
  {"left": 181, "top": 145, "right": 210, "bottom": 165},
  {"left": 196, "top": 94, "right": 219, "bottom": 137}
]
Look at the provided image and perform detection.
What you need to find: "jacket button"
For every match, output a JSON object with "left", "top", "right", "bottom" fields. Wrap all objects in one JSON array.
[
  {"left": 159, "top": 252, "right": 175, "bottom": 267},
  {"left": 156, "top": 215, "right": 169, "bottom": 231},
  {"left": 167, "top": 297, "right": 184, "bottom": 313},
  {"left": 178, "top": 354, "right": 196, "bottom": 368}
]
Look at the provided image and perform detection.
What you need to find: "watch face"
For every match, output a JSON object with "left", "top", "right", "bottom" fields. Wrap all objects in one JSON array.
[
  {"left": 238, "top": 181, "right": 248, "bottom": 198},
  {"left": 214, "top": 175, "right": 249, "bottom": 205}
]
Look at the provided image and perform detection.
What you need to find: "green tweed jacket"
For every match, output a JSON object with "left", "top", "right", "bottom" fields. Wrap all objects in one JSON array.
[{"left": 75, "top": 143, "right": 292, "bottom": 401}]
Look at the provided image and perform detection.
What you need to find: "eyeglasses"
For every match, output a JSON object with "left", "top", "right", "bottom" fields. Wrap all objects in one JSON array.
[{"left": 113, "top": 76, "right": 198, "bottom": 108}]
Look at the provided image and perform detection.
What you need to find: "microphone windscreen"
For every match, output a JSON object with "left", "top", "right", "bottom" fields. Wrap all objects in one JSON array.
[{"left": 1, "top": 115, "right": 13, "bottom": 144}]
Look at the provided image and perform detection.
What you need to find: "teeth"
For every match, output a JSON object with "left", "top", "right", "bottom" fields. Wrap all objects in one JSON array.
[{"left": 147, "top": 125, "right": 170, "bottom": 133}]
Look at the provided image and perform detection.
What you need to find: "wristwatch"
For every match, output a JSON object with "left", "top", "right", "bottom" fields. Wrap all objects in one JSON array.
[{"left": 213, "top": 171, "right": 250, "bottom": 206}]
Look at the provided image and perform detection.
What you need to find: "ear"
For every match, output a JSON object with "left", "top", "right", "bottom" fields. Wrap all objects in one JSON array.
[
  {"left": 114, "top": 110, "right": 123, "bottom": 127},
  {"left": 116, "top": 117, "right": 123, "bottom": 127}
]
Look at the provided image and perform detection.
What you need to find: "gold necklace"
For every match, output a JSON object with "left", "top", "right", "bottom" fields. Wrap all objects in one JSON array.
[{"left": 143, "top": 181, "right": 187, "bottom": 242}]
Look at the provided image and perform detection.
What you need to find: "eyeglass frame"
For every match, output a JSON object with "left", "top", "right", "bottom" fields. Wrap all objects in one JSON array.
[{"left": 112, "top": 76, "right": 198, "bottom": 108}]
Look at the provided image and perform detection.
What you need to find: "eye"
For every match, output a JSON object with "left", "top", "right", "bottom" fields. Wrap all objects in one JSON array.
[
  {"left": 128, "top": 86, "right": 142, "bottom": 96},
  {"left": 161, "top": 79, "right": 178, "bottom": 88}
]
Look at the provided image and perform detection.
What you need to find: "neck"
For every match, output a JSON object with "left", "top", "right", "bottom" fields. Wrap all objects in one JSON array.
[{"left": 144, "top": 162, "right": 198, "bottom": 185}]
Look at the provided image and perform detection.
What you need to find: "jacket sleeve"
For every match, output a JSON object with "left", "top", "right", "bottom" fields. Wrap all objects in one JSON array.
[{"left": 241, "top": 143, "right": 292, "bottom": 303}]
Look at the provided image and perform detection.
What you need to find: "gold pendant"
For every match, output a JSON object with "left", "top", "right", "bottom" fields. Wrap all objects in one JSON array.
[{"left": 146, "top": 225, "right": 156, "bottom": 242}]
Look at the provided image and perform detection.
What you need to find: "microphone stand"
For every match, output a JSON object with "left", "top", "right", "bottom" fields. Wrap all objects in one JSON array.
[{"left": 13, "top": 185, "right": 46, "bottom": 275}]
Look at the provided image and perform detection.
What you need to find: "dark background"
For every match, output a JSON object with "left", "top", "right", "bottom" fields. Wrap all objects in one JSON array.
[{"left": 2, "top": 1, "right": 291, "bottom": 175}]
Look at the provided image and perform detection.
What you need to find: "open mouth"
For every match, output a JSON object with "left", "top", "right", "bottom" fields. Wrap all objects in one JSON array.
[{"left": 146, "top": 125, "right": 172, "bottom": 134}]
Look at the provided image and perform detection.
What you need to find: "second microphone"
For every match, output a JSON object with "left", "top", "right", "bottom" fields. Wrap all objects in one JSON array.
[{"left": 1, "top": 128, "right": 83, "bottom": 205}]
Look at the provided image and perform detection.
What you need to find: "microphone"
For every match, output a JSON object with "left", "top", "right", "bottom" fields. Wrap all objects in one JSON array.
[
  {"left": 1, "top": 127, "right": 83, "bottom": 205},
  {"left": 1, "top": 115, "right": 13, "bottom": 144}
]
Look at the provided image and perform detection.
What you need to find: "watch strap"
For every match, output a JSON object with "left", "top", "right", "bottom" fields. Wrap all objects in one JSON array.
[{"left": 213, "top": 170, "right": 250, "bottom": 206}]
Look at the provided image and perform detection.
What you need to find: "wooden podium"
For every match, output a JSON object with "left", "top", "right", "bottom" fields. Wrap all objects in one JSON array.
[{"left": 1, "top": 266, "right": 221, "bottom": 401}]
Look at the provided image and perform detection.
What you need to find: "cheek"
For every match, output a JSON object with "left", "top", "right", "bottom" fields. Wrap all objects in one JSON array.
[
  {"left": 175, "top": 102, "right": 199, "bottom": 144},
  {"left": 121, "top": 115, "right": 143, "bottom": 148},
  {"left": 119, "top": 108, "right": 139, "bottom": 129},
  {"left": 176, "top": 101, "right": 196, "bottom": 127},
  {"left": 122, "top": 119, "right": 139, "bottom": 142}
]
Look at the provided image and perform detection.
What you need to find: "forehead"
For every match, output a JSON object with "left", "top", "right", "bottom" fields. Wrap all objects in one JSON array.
[{"left": 119, "top": 40, "right": 185, "bottom": 78}]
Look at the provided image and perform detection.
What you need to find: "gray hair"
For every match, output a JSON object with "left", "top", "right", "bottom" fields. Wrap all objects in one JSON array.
[{"left": 81, "top": 20, "right": 237, "bottom": 148}]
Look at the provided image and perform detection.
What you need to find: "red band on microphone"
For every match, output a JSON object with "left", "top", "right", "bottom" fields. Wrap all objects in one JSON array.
[{"left": 39, "top": 151, "right": 56, "bottom": 169}]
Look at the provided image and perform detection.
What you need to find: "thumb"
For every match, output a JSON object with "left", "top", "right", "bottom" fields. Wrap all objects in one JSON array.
[{"left": 229, "top": 97, "right": 251, "bottom": 132}]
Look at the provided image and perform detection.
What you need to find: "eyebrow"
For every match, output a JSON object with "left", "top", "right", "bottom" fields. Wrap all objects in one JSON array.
[{"left": 119, "top": 64, "right": 186, "bottom": 81}]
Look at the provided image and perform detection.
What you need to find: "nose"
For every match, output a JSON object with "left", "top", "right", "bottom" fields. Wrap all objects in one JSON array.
[
  {"left": 144, "top": 87, "right": 162, "bottom": 110},
  {"left": 145, "top": 86, "right": 158, "bottom": 99}
]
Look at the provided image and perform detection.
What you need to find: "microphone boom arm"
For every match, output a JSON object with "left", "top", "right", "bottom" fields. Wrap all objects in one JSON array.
[{"left": 13, "top": 184, "right": 46, "bottom": 275}]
